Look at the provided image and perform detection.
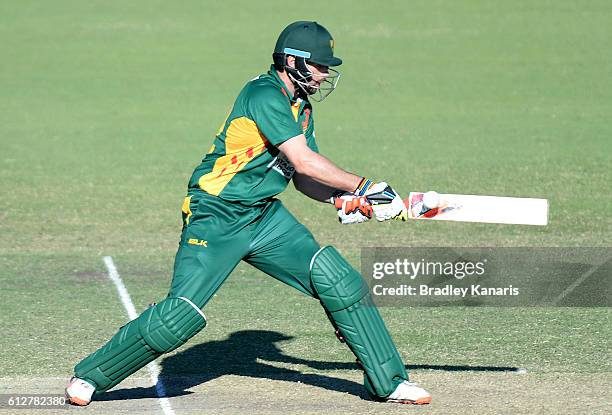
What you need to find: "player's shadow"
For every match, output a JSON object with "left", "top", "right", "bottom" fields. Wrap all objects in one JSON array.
[
  {"left": 96, "top": 329, "right": 521, "bottom": 402},
  {"left": 96, "top": 329, "right": 367, "bottom": 402}
]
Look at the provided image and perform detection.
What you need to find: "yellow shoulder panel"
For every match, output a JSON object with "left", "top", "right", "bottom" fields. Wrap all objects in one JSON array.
[{"left": 199, "top": 117, "right": 268, "bottom": 196}]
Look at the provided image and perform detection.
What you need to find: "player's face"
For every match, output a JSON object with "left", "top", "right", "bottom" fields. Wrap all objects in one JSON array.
[
  {"left": 284, "top": 55, "right": 339, "bottom": 101},
  {"left": 306, "top": 62, "right": 329, "bottom": 89}
]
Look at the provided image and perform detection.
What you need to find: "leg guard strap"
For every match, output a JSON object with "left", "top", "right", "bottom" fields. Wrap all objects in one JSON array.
[
  {"left": 75, "top": 297, "right": 206, "bottom": 392},
  {"left": 310, "top": 246, "right": 407, "bottom": 398}
]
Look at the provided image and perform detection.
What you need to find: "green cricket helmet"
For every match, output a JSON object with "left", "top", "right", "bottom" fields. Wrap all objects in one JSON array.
[{"left": 273, "top": 21, "right": 341, "bottom": 102}]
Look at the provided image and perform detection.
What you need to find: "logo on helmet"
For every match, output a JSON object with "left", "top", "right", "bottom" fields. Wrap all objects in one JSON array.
[{"left": 330, "top": 39, "right": 335, "bottom": 50}]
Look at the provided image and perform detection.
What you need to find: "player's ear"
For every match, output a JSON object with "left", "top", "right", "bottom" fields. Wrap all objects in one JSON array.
[{"left": 286, "top": 55, "right": 296, "bottom": 69}]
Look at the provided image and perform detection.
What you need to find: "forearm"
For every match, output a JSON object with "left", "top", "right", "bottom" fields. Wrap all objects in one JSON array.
[
  {"left": 293, "top": 151, "right": 362, "bottom": 192},
  {"left": 293, "top": 173, "right": 339, "bottom": 203}
]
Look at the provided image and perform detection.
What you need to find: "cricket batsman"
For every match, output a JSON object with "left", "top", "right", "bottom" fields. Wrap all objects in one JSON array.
[{"left": 65, "top": 21, "right": 432, "bottom": 406}]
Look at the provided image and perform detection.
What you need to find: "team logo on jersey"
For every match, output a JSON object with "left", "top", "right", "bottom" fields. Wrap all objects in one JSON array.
[
  {"left": 267, "top": 152, "right": 295, "bottom": 179},
  {"left": 302, "top": 108, "right": 311, "bottom": 132}
]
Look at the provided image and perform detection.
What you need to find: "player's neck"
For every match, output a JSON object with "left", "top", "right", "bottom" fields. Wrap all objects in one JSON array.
[{"left": 276, "top": 70, "right": 296, "bottom": 98}]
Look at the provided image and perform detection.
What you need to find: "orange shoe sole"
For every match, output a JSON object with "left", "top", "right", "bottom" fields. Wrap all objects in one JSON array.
[
  {"left": 387, "top": 396, "right": 432, "bottom": 405},
  {"left": 66, "top": 395, "right": 90, "bottom": 406},
  {"left": 65, "top": 389, "right": 91, "bottom": 407}
]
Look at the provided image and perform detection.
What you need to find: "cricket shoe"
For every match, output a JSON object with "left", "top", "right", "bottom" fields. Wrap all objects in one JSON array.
[
  {"left": 65, "top": 377, "right": 96, "bottom": 406},
  {"left": 385, "top": 380, "right": 431, "bottom": 405}
]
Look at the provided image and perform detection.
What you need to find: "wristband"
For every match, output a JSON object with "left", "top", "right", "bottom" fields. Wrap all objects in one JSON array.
[{"left": 354, "top": 177, "right": 374, "bottom": 196}]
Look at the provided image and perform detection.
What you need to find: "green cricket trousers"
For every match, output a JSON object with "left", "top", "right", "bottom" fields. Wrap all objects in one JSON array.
[
  {"left": 74, "top": 190, "right": 408, "bottom": 399},
  {"left": 172, "top": 190, "right": 320, "bottom": 303}
]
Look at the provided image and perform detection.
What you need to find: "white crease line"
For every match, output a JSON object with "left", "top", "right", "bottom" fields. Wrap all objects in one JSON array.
[{"left": 103, "top": 256, "right": 176, "bottom": 415}]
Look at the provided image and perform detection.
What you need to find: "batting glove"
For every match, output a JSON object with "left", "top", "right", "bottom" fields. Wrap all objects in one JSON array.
[
  {"left": 332, "top": 192, "right": 373, "bottom": 225},
  {"left": 355, "top": 178, "right": 408, "bottom": 222}
]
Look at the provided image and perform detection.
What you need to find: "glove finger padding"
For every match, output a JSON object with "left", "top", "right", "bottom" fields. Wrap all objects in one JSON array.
[
  {"left": 342, "top": 196, "right": 372, "bottom": 217},
  {"left": 333, "top": 194, "right": 372, "bottom": 225}
]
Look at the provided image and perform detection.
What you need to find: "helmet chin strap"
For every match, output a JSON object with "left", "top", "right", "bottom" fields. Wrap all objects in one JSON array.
[
  {"left": 285, "top": 56, "right": 316, "bottom": 98},
  {"left": 286, "top": 71, "right": 314, "bottom": 98}
]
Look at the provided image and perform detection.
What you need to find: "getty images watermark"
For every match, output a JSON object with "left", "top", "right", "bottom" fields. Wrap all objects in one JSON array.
[
  {"left": 361, "top": 248, "right": 611, "bottom": 306},
  {"left": 371, "top": 257, "right": 519, "bottom": 298}
]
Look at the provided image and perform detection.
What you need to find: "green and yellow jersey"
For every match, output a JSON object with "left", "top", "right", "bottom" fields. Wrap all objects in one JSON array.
[{"left": 188, "top": 65, "right": 318, "bottom": 205}]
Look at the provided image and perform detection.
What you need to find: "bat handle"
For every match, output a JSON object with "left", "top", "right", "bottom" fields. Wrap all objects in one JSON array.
[{"left": 337, "top": 197, "right": 410, "bottom": 210}]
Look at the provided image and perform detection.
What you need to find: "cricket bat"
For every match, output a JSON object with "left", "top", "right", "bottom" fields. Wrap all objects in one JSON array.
[{"left": 405, "top": 192, "right": 549, "bottom": 226}]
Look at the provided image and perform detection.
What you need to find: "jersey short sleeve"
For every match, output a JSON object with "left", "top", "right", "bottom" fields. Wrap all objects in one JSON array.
[
  {"left": 304, "top": 113, "right": 319, "bottom": 153},
  {"left": 247, "top": 85, "right": 303, "bottom": 146}
]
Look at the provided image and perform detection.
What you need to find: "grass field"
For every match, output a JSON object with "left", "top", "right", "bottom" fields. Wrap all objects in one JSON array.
[{"left": 1, "top": 1, "right": 611, "bottom": 414}]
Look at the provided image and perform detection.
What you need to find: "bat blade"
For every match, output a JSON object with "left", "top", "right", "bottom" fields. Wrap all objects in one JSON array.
[{"left": 406, "top": 192, "right": 548, "bottom": 226}]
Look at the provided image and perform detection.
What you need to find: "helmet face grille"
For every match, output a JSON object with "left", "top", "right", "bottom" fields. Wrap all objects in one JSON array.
[{"left": 312, "top": 68, "right": 340, "bottom": 102}]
